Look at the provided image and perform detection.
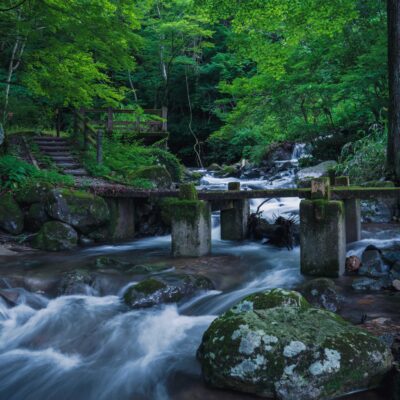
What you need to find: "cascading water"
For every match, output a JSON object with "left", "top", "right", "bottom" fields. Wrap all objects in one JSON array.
[{"left": 0, "top": 151, "right": 397, "bottom": 400}]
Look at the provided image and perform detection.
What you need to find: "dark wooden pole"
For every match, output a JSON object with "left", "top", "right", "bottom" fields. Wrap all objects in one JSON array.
[
  {"left": 387, "top": 0, "right": 400, "bottom": 183},
  {"left": 97, "top": 129, "right": 103, "bottom": 164}
]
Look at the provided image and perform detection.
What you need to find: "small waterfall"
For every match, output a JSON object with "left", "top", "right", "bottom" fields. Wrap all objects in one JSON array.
[{"left": 291, "top": 143, "right": 309, "bottom": 161}]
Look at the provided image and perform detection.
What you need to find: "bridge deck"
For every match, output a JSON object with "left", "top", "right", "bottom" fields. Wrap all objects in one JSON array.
[{"left": 87, "top": 185, "right": 400, "bottom": 200}]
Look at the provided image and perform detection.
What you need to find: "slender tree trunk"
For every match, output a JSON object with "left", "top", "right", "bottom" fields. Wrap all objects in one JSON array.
[{"left": 387, "top": 0, "right": 400, "bottom": 183}]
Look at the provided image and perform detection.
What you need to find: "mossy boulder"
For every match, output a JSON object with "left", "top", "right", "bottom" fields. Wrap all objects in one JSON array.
[
  {"left": 15, "top": 182, "right": 52, "bottom": 205},
  {"left": 26, "top": 202, "right": 49, "bottom": 231},
  {"left": 123, "top": 273, "right": 214, "bottom": 308},
  {"left": 0, "top": 194, "right": 24, "bottom": 234},
  {"left": 129, "top": 165, "right": 172, "bottom": 189},
  {"left": 197, "top": 289, "right": 392, "bottom": 400},
  {"left": 46, "top": 188, "right": 110, "bottom": 234},
  {"left": 300, "top": 278, "right": 342, "bottom": 312},
  {"left": 32, "top": 221, "right": 78, "bottom": 251}
]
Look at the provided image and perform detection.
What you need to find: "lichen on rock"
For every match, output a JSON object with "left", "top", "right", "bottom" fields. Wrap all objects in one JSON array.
[{"left": 197, "top": 289, "right": 393, "bottom": 400}]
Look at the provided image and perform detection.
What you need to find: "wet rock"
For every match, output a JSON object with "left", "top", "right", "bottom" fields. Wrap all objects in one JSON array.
[
  {"left": 352, "top": 277, "right": 392, "bottom": 291},
  {"left": 262, "top": 142, "right": 294, "bottom": 166},
  {"left": 57, "top": 270, "right": 96, "bottom": 295},
  {"left": 46, "top": 188, "right": 110, "bottom": 234},
  {"left": 207, "top": 163, "right": 222, "bottom": 171},
  {"left": 297, "top": 160, "right": 337, "bottom": 181},
  {"left": 0, "top": 194, "right": 24, "bottom": 235},
  {"left": 359, "top": 246, "right": 389, "bottom": 278},
  {"left": 391, "top": 262, "right": 400, "bottom": 280},
  {"left": 361, "top": 200, "right": 395, "bottom": 223},
  {"left": 79, "top": 235, "right": 94, "bottom": 246},
  {"left": 123, "top": 273, "right": 214, "bottom": 308},
  {"left": 393, "top": 279, "right": 400, "bottom": 291},
  {"left": 345, "top": 256, "right": 361, "bottom": 274},
  {"left": 26, "top": 202, "right": 49, "bottom": 231},
  {"left": 214, "top": 165, "right": 240, "bottom": 178},
  {"left": 32, "top": 221, "right": 78, "bottom": 251},
  {"left": 300, "top": 278, "right": 342, "bottom": 312},
  {"left": 197, "top": 289, "right": 392, "bottom": 400},
  {"left": 382, "top": 247, "right": 400, "bottom": 266},
  {"left": 128, "top": 165, "right": 172, "bottom": 189}
]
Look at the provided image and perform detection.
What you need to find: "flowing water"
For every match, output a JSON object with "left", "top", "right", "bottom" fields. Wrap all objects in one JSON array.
[{"left": 0, "top": 145, "right": 398, "bottom": 400}]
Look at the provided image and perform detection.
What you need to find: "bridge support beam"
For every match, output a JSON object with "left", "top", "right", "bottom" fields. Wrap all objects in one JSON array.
[
  {"left": 335, "top": 177, "right": 361, "bottom": 243},
  {"left": 300, "top": 178, "right": 346, "bottom": 277},
  {"left": 106, "top": 197, "right": 135, "bottom": 240},
  {"left": 221, "top": 182, "right": 249, "bottom": 241},
  {"left": 170, "top": 184, "right": 211, "bottom": 257}
]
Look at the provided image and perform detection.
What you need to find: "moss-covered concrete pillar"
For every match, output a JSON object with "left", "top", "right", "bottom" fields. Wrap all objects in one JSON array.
[
  {"left": 335, "top": 176, "right": 361, "bottom": 243},
  {"left": 106, "top": 197, "right": 135, "bottom": 240},
  {"left": 170, "top": 184, "right": 211, "bottom": 257},
  {"left": 300, "top": 178, "right": 346, "bottom": 277},
  {"left": 220, "top": 182, "right": 249, "bottom": 241}
]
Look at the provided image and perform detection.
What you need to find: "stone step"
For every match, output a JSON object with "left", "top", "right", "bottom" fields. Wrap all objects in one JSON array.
[
  {"left": 45, "top": 152, "right": 71, "bottom": 157},
  {"left": 39, "top": 146, "right": 70, "bottom": 152},
  {"left": 64, "top": 169, "right": 87, "bottom": 176},
  {"left": 51, "top": 156, "right": 76, "bottom": 162},
  {"left": 56, "top": 162, "right": 80, "bottom": 169}
]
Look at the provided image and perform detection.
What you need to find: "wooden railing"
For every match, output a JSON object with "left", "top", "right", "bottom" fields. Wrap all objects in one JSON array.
[
  {"left": 69, "top": 107, "right": 168, "bottom": 137},
  {"left": 74, "top": 112, "right": 103, "bottom": 165}
]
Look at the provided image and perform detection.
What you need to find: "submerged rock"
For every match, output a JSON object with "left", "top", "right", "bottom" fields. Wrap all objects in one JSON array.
[
  {"left": 300, "top": 278, "right": 342, "bottom": 312},
  {"left": 32, "top": 221, "right": 78, "bottom": 251},
  {"left": 0, "top": 194, "right": 24, "bottom": 235},
  {"left": 197, "top": 289, "right": 392, "bottom": 400},
  {"left": 123, "top": 273, "right": 214, "bottom": 308},
  {"left": 57, "top": 270, "right": 96, "bottom": 295},
  {"left": 46, "top": 188, "right": 110, "bottom": 234},
  {"left": 352, "top": 277, "right": 392, "bottom": 291}
]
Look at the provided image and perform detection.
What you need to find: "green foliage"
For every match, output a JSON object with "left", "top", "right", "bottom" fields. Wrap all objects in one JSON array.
[
  {"left": 81, "top": 137, "right": 182, "bottom": 187},
  {"left": 335, "top": 126, "right": 387, "bottom": 183},
  {"left": 0, "top": 155, "right": 73, "bottom": 190}
]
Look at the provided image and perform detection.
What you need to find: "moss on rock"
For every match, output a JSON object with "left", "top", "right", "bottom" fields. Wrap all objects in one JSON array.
[
  {"left": 0, "top": 193, "right": 24, "bottom": 234},
  {"left": 46, "top": 188, "right": 110, "bottom": 234},
  {"left": 32, "top": 221, "right": 78, "bottom": 251},
  {"left": 197, "top": 289, "right": 392, "bottom": 400},
  {"left": 129, "top": 165, "right": 172, "bottom": 189}
]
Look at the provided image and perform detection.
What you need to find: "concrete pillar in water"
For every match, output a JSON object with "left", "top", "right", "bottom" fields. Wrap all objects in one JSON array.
[
  {"left": 170, "top": 184, "right": 211, "bottom": 257},
  {"left": 335, "top": 176, "right": 361, "bottom": 243},
  {"left": 106, "top": 197, "right": 135, "bottom": 240},
  {"left": 221, "top": 182, "right": 250, "bottom": 241},
  {"left": 300, "top": 178, "right": 346, "bottom": 277}
]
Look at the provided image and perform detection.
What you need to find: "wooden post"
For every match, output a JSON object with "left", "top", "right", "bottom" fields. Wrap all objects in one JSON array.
[
  {"left": 56, "top": 108, "right": 61, "bottom": 137},
  {"left": 335, "top": 176, "right": 361, "bottom": 243},
  {"left": 97, "top": 129, "right": 103, "bottom": 165},
  {"left": 107, "top": 107, "right": 113, "bottom": 136},
  {"left": 162, "top": 106, "right": 168, "bottom": 132},
  {"left": 83, "top": 119, "right": 88, "bottom": 151}
]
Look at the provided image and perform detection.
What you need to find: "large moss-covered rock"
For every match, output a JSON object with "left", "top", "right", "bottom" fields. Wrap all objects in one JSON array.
[
  {"left": 123, "top": 273, "right": 213, "bottom": 308},
  {"left": 0, "top": 194, "right": 24, "bottom": 234},
  {"left": 197, "top": 289, "right": 392, "bottom": 400},
  {"left": 57, "top": 270, "right": 96, "bottom": 295},
  {"left": 15, "top": 182, "right": 51, "bottom": 205},
  {"left": 129, "top": 165, "right": 172, "bottom": 189},
  {"left": 26, "top": 202, "right": 49, "bottom": 231},
  {"left": 46, "top": 189, "right": 110, "bottom": 233},
  {"left": 32, "top": 221, "right": 78, "bottom": 251}
]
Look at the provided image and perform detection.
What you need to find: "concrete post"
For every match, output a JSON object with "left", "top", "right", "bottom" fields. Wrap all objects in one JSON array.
[
  {"left": 300, "top": 178, "right": 346, "bottom": 277},
  {"left": 170, "top": 184, "right": 211, "bottom": 257},
  {"left": 221, "top": 182, "right": 250, "bottom": 241},
  {"left": 106, "top": 197, "right": 135, "bottom": 241},
  {"left": 335, "top": 176, "right": 361, "bottom": 243}
]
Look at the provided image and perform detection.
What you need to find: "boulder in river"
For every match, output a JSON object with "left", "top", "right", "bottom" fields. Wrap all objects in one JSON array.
[
  {"left": 359, "top": 246, "right": 390, "bottom": 278},
  {"left": 197, "top": 289, "right": 392, "bottom": 400},
  {"left": 57, "top": 270, "right": 96, "bottom": 295},
  {"left": 123, "top": 273, "right": 214, "bottom": 308},
  {"left": 32, "top": 221, "right": 78, "bottom": 251},
  {"left": 0, "top": 193, "right": 24, "bottom": 235},
  {"left": 297, "top": 160, "right": 337, "bottom": 181},
  {"left": 46, "top": 188, "right": 110, "bottom": 234},
  {"left": 300, "top": 278, "right": 342, "bottom": 312},
  {"left": 345, "top": 255, "right": 361, "bottom": 274}
]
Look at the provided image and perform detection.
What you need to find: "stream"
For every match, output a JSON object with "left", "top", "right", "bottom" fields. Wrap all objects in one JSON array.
[{"left": 0, "top": 145, "right": 399, "bottom": 400}]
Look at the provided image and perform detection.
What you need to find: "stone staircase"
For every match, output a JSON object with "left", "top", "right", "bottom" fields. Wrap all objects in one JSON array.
[{"left": 32, "top": 136, "right": 87, "bottom": 177}]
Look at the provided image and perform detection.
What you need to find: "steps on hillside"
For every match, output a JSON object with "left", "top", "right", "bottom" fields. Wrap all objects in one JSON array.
[{"left": 32, "top": 136, "right": 88, "bottom": 177}]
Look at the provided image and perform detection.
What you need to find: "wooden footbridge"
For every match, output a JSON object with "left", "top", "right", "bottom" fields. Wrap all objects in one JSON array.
[{"left": 90, "top": 178, "right": 400, "bottom": 279}]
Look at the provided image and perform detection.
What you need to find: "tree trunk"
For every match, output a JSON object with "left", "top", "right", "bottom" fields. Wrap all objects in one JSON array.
[{"left": 387, "top": 0, "right": 400, "bottom": 183}]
